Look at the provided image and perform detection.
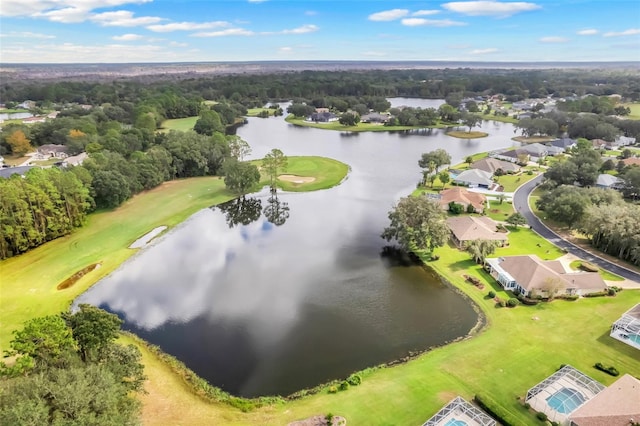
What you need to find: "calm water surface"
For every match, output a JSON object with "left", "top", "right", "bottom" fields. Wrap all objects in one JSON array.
[{"left": 77, "top": 99, "right": 521, "bottom": 397}]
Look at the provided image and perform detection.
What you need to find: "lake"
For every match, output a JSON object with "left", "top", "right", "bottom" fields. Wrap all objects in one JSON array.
[{"left": 76, "top": 99, "right": 521, "bottom": 397}]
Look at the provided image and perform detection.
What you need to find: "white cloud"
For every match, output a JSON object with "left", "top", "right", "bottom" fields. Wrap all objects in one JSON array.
[
  {"left": 90, "top": 10, "right": 164, "bottom": 27},
  {"left": 470, "top": 48, "right": 498, "bottom": 54},
  {"left": 603, "top": 28, "right": 640, "bottom": 37},
  {"left": 278, "top": 46, "right": 293, "bottom": 54},
  {"left": 281, "top": 24, "right": 319, "bottom": 34},
  {"left": 2, "top": 0, "right": 152, "bottom": 20},
  {"left": 412, "top": 10, "right": 440, "bottom": 16},
  {"left": 401, "top": 18, "right": 466, "bottom": 27},
  {"left": 368, "top": 9, "right": 409, "bottom": 21},
  {"left": 442, "top": 1, "right": 541, "bottom": 17},
  {"left": 1, "top": 31, "right": 56, "bottom": 39},
  {"left": 192, "top": 28, "right": 255, "bottom": 37},
  {"left": 112, "top": 33, "right": 143, "bottom": 41},
  {"left": 305, "top": 10, "right": 317, "bottom": 16},
  {"left": 540, "top": 36, "right": 569, "bottom": 43},
  {"left": 577, "top": 29, "right": 598, "bottom": 36},
  {"left": 1, "top": 41, "right": 195, "bottom": 63},
  {"left": 147, "top": 21, "right": 230, "bottom": 32},
  {"left": 169, "top": 41, "right": 188, "bottom": 47}
]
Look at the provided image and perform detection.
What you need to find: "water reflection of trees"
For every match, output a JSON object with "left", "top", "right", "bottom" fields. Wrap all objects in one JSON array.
[
  {"left": 216, "top": 196, "right": 263, "bottom": 228},
  {"left": 263, "top": 189, "right": 290, "bottom": 226},
  {"left": 380, "top": 245, "right": 422, "bottom": 267}
]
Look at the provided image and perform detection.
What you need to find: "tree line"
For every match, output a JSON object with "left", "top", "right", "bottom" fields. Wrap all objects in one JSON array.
[{"left": 0, "top": 167, "right": 92, "bottom": 259}]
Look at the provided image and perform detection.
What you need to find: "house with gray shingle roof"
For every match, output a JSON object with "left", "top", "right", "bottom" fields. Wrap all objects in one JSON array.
[
  {"left": 446, "top": 216, "right": 508, "bottom": 248},
  {"left": 569, "top": 374, "right": 640, "bottom": 426},
  {"left": 452, "top": 169, "right": 494, "bottom": 188},
  {"left": 471, "top": 157, "right": 520, "bottom": 175}
]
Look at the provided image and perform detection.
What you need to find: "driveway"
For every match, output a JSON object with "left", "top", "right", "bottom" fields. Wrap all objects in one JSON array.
[{"left": 513, "top": 174, "right": 640, "bottom": 285}]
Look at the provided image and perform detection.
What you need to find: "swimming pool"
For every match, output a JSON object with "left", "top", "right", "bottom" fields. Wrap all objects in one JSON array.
[
  {"left": 627, "top": 334, "right": 640, "bottom": 345},
  {"left": 444, "top": 419, "right": 467, "bottom": 426},
  {"left": 546, "top": 387, "right": 586, "bottom": 414}
]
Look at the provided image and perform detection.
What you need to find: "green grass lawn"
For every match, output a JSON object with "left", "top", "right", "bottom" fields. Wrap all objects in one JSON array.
[
  {"left": 622, "top": 102, "right": 640, "bottom": 120},
  {"left": 246, "top": 108, "right": 275, "bottom": 117},
  {"left": 446, "top": 131, "right": 488, "bottom": 139},
  {"left": 494, "top": 171, "right": 539, "bottom": 192},
  {"left": 0, "top": 108, "right": 30, "bottom": 114},
  {"left": 1, "top": 153, "right": 31, "bottom": 166},
  {"left": 271, "top": 156, "right": 349, "bottom": 192},
  {"left": 569, "top": 260, "right": 625, "bottom": 281},
  {"left": 159, "top": 116, "right": 199, "bottom": 132},
  {"left": 484, "top": 200, "right": 515, "bottom": 221}
]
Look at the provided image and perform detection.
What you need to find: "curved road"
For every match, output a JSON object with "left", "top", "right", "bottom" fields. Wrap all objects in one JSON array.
[{"left": 513, "top": 174, "right": 640, "bottom": 283}]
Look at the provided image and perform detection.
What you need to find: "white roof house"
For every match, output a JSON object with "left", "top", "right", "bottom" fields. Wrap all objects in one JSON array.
[
  {"left": 452, "top": 169, "right": 494, "bottom": 188},
  {"left": 596, "top": 174, "right": 623, "bottom": 190},
  {"left": 423, "top": 396, "right": 496, "bottom": 426},
  {"left": 610, "top": 303, "right": 640, "bottom": 351}
]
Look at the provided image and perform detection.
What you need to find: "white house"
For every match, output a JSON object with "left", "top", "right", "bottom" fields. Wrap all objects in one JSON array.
[{"left": 452, "top": 169, "right": 494, "bottom": 188}]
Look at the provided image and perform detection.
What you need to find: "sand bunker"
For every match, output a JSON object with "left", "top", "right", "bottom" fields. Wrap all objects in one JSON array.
[
  {"left": 279, "top": 174, "right": 316, "bottom": 184},
  {"left": 129, "top": 226, "right": 167, "bottom": 249}
]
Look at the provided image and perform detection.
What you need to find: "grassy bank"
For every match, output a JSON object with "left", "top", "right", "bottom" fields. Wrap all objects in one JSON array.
[
  {"left": 285, "top": 115, "right": 447, "bottom": 132},
  {"left": 446, "top": 131, "right": 488, "bottom": 139}
]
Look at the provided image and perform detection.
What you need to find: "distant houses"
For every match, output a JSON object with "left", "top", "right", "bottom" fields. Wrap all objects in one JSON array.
[
  {"left": 484, "top": 255, "right": 607, "bottom": 298},
  {"left": 36, "top": 144, "right": 69, "bottom": 159},
  {"left": 307, "top": 108, "right": 339, "bottom": 123},
  {"left": 470, "top": 157, "right": 520, "bottom": 175}
]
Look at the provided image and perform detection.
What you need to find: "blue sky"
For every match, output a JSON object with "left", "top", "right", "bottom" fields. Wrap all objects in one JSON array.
[{"left": 1, "top": 0, "right": 639, "bottom": 63}]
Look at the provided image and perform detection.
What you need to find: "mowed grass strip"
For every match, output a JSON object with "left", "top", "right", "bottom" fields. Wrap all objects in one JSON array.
[
  {"left": 0, "top": 177, "right": 235, "bottom": 353},
  {"left": 160, "top": 116, "right": 199, "bottom": 132}
]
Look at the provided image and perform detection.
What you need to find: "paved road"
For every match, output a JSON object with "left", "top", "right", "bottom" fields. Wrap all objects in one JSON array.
[{"left": 513, "top": 174, "right": 640, "bottom": 283}]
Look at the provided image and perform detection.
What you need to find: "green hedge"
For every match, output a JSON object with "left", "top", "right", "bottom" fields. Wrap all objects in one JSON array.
[
  {"left": 474, "top": 394, "right": 521, "bottom": 426},
  {"left": 594, "top": 362, "right": 619, "bottom": 376}
]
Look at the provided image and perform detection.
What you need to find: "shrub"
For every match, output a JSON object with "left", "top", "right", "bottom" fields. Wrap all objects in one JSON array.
[
  {"left": 507, "top": 298, "right": 519, "bottom": 307},
  {"left": 466, "top": 203, "right": 476, "bottom": 213},
  {"left": 536, "top": 412, "right": 548, "bottom": 421},
  {"left": 328, "top": 385, "right": 338, "bottom": 394},
  {"left": 527, "top": 170, "right": 534, "bottom": 175},
  {"left": 347, "top": 374, "right": 362, "bottom": 386},
  {"left": 449, "top": 201, "right": 464, "bottom": 214},
  {"left": 594, "top": 362, "right": 619, "bottom": 376},
  {"left": 339, "top": 381, "right": 350, "bottom": 391},
  {"left": 488, "top": 290, "right": 496, "bottom": 298},
  {"left": 517, "top": 295, "right": 540, "bottom": 305},
  {"left": 523, "top": 402, "right": 530, "bottom": 409},
  {"left": 580, "top": 262, "right": 599, "bottom": 272},
  {"left": 607, "top": 288, "right": 616, "bottom": 296},
  {"left": 584, "top": 291, "right": 609, "bottom": 298}
]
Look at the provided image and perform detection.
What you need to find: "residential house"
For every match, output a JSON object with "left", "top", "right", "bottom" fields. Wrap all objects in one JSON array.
[
  {"left": 512, "top": 101, "right": 533, "bottom": 111},
  {"left": 62, "top": 152, "right": 88, "bottom": 167},
  {"left": 549, "top": 138, "right": 577, "bottom": 152},
  {"left": 519, "top": 143, "right": 548, "bottom": 161},
  {"left": 491, "top": 148, "right": 530, "bottom": 164},
  {"left": 470, "top": 157, "right": 520, "bottom": 175},
  {"left": 37, "top": 144, "right": 69, "bottom": 159},
  {"left": 616, "top": 135, "right": 636, "bottom": 147},
  {"left": 452, "top": 169, "right": 494, "bottom": 188},
  {"left": 484, "top": 255, "right": 607, "bottom": 298},
  {"left": 569, "top": 374, "right": 640, "bottom": 426},
  {"left": 591, "top": 139, "right": 608, "bottom": 149},
  {"left": 439, "top": 187, "right": 486, "bottom": 213},
  {"left": 622, "top": 157, "right": 640, "bottom": 167},
  {"left": 0, "top": 166, "right": 34, "bottom": 179},
  {"left": 360, "top": 112, "right": 390, "bottom": 123},
  {"left": 546, "top": 146, "right": 565, "bottom": 156},
  {"left": 307, "top": 111, "right": 338, "bottom": 122},
  {"left": 446, "top": 216, "right": 508, "bottom": 248},
  {"left": 596, "top": 174, "right": 623, "bottom": 190}
]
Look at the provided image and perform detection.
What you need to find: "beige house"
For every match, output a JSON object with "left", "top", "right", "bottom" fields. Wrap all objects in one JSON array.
[
  {"left": 471, "top": 157, "right": 520, "bottom": 175},
  {"left": 439, "top": 187, "right": 486, "bottom": 213},
  {"left": 485, "top": 255, "right": 607, "bottom": 298},
  {"left": 37, "top": 144, "right": 69, "bottom": 159},
  {"left": 446, "top": 216, "right": 508, "bottom": 248},
  {"left": 569, "top": 374, "right": 640, "bottom": 426}
]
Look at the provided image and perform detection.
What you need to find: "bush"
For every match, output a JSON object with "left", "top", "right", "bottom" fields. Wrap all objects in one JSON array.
[
  {"left": 474, "top": 394, "right": 520, "bottom": 426},
  {"left": 580, "top": 262, "right": 599, "bottom": 272},
  {"left": 328, "top": 385, "right": 338, "bottom": 394},
  {"left": 466, "top": 203, "right": 476, "bottom": 213},
  {"left": 517, "top": 295, "right": 540, "bottom": 305},
  {"left": 339, "top": 381, "right": 350, "bottom": 391},
  {"left": 607, "top": 288, "right": 616, "bottom": 296},
  {"left": 488, "top": 290, "right": 496, "bottom": 298},
  {"left": 536, "top": 412, "right": 548, "bottom": 421},
  {"left": 527, "top": 170, "right": 534, "bottom": 175},
  {"left": 507, "top": 298, "right": 519, "bottom": 307},
  {"left": 523, "top": 402, "right": 530, "bottom": 409},
  {"left": 325, "top": 413, "right": 334, "bottom": 424},
  {"left": 583, "top": 291, "right": 609, "bottom": 298},
  {"left": 594, "top": 362, "right": 619, "bottom": 376},
  {"left": 347, "top": 374, "right": 362, "bottom": 386}
]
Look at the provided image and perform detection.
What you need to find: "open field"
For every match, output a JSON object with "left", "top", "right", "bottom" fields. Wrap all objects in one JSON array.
[
  {"left": 622, "top": 102, "right": 640, "bottom": 120},
  {"left": 159, "top": 116, "right": 199, "bottom": 132}
]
